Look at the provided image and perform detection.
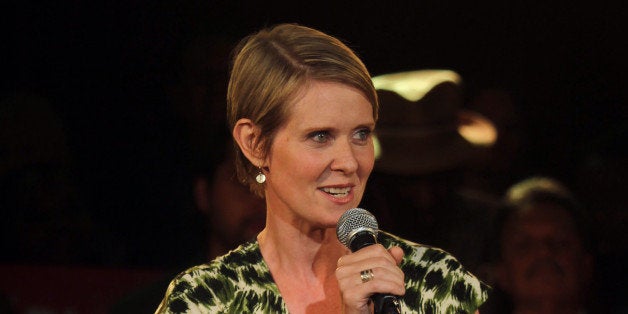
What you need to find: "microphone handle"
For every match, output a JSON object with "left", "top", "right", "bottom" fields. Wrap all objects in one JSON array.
[{"left": 373, "top": 294, "right": 401, "bottom": 314}]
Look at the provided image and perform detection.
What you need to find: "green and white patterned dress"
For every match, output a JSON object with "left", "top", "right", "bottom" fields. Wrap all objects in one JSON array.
[{"left": 156, "top": 231, "right": 489, "bottom": 313}]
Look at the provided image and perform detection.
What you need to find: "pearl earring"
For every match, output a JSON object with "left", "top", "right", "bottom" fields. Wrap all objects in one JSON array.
[{"left": 255, "top": 167, "right": 266, "bottom": 184}]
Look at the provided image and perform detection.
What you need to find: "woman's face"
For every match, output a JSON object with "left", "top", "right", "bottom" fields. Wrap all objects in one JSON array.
[{"left": 263, "top": 80, "right": 375, "bottom": 229}]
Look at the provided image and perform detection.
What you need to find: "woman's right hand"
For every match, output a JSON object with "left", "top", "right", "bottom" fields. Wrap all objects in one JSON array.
[{"left": 335, "top": 244, "right": 405, "bottom": 314}]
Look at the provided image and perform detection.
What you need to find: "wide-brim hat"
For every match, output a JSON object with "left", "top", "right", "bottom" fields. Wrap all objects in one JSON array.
[{"left": 372, "top": 70, "right": 497, "bottom": 175}]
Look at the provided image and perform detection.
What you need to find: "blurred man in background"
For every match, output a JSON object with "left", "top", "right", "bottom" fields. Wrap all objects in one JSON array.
[{"left": 487, "top": 176, "right": 594, "bottom": 314}]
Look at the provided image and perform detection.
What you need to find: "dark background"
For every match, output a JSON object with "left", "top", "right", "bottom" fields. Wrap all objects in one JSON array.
[{"left": 2, "top": 0, "right": 626, "bottom": 290}]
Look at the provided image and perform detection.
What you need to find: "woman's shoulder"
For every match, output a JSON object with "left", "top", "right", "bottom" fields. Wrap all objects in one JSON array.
[
  {"left": 379, "top": 230, "right": 456, "bottom": 263},
  {"left": 171, "top": 240, "right": 264, "bottom": 286},
  {"left": 379, "top": 231, "right": 490, "bottom": 312},
  {"left": 156, "top": 240, "right": 276, "bottom": 313}
]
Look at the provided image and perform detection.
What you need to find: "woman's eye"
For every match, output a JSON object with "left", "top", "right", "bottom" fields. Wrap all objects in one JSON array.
[
  {"left": 310, "top": 131, "right": 330, "bottom": 143},
  {"left": 354, "top": 128, "right": 372, "bottom": 141}
]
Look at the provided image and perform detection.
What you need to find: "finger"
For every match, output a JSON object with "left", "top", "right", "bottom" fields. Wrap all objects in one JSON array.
[
  {"left": 336, "top": 245, "right": 404, "bottom": 287},
  {"left": 336, "top": 266, "right": 405, "bottom": 297},
  {"left": 337, "top": 244, "right": 397, "bottom": 267},
  {"left": 337, "top": 262, "right": 404, "bottom": 283},
  {"left": 388, "top": 246, "right": 404, "bottom": 265},
  {"left": 363, "top": 267, "right": 405, "bottom": 295},
  {"left": 335, "top": 258, "right": 406, "bottom": 313},
  {"left": 336, "top": 258, "right": 403, "bottom": 286},
  {"left": 336, "top": 255, "right": 405, "bottom": 290}
]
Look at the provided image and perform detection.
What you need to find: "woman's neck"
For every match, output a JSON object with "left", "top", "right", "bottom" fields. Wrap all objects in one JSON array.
[
  {"left": 257, "top": 213, "right": 349, "bottom": 314},
  {"left": 257, "top": 216, "right": 348, "bottom": 276}
]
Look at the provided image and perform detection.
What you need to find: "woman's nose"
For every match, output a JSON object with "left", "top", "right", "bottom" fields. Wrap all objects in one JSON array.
[{"left": 330, "top": 140, "right": 359, "bottom": 173}]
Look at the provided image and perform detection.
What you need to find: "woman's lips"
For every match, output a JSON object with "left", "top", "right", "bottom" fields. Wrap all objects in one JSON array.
[{"left": 318, "top": 186, "right": 354, "bottom": 204}]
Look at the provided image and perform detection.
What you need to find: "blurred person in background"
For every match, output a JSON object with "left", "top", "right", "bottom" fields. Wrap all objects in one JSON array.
[
  {"left": 191, "top": 129, "right": 267, "bottom": 261},
  {"left": 110, "top": 128, "right": 266, "bottom": 313},
  {"left": 575, "top": 123, "right": 628, "bottom": 314},
  {"left": 484, "top": 176, "right": 594, "bottom": 314},
  {"left": 111, "top": 31, "right": 268, "bottom": 312},
  {"left": 0, "top": 93, "right": 100, "bottom": 265}
]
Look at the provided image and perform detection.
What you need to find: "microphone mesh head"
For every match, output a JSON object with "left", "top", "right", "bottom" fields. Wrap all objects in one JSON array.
[{"left": 336, "top": 208, "right": 379, "bottom": 248}]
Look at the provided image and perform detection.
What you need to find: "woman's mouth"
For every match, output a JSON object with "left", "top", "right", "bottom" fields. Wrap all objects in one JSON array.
[{"left": 320, "top": 187, "right": 351, "bottom": 198}]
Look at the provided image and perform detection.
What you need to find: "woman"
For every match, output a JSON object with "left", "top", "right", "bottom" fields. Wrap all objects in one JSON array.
[{"left": 156, "top": 23, "right": 488, "bottom": 313}]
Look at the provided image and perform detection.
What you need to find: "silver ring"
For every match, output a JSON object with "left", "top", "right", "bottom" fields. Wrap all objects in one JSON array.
[{"left": 360, "top": 269, "right": 374, "bottom": 283}]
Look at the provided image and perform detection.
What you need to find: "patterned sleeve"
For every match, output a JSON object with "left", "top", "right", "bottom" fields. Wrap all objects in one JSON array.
[
  {"left": 155, "top": 265, "right": 229, "bottom": 314},
  {"left": 381, "top": 232, "right": 491, "bottom": 313},
  {"left": 155, "top": 241, "right": 287, "bottom": 313}
]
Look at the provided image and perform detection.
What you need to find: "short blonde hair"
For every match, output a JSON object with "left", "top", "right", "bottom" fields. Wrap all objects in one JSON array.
[{"left": 227, "top": 23, "right": 377, "bottom": 196}]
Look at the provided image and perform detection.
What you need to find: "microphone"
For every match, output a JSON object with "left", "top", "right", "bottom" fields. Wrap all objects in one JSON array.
[{"left": 336, "top": 208, "right": 401, "bottom": 314}]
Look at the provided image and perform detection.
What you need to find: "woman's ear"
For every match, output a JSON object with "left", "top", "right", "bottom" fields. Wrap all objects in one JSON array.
[{"left": 232, "top": 118, "right": 264, "bottom": 166}]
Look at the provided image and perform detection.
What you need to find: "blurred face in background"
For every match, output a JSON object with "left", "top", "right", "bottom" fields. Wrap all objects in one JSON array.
[
  {"left": 212, "top": 160, "right": 266, "bottom": 246},
  {"left": 196, "top": 159, "right": 266, "bottom": 254},
  {"left": 497, "top": 202, "right": 592, "bottom": 305}
]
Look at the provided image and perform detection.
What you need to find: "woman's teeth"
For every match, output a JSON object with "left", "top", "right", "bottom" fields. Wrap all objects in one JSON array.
[{"left": 321, "top": 187, "right": 350, "bottom": 197}]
